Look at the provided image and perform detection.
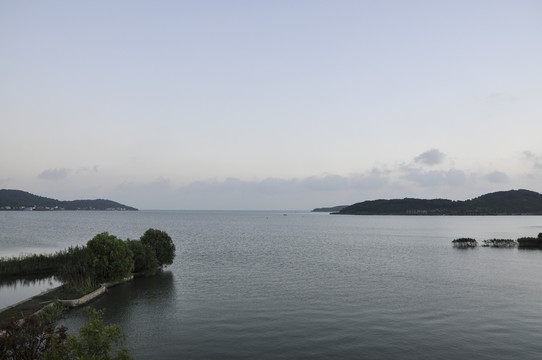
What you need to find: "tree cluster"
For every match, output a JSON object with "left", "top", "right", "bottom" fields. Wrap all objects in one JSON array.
[{"left": 0, "top": 228, "right": 176, "bottom": 292}]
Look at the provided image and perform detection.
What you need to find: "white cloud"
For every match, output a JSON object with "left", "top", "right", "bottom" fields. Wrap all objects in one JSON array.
[
  {"left": 38, "top": 168, "right": 71, "bottom": 181},
  {"left": 414, "top": 149, "right": 446, "bottom": 166}
]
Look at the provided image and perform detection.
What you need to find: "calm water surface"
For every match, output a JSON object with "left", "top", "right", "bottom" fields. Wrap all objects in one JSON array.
[{"left": 1, "top": 211, "right": 542, "bottom": 359}]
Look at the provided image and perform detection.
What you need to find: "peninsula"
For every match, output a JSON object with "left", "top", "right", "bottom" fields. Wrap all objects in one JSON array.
[
  {"left": 321, "top": 189, "right": 542, "bottom": 215},
  {"left": 0, "top": 189, "right": 138, "bottom": 211}
]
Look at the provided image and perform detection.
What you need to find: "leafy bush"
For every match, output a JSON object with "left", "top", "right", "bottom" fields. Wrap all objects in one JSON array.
[
  {"left": 43, "top": 308, "right": 132, "bottom": 360},
  {"left": 126, "top": 239, "right": 159, "bottom": 276},
  {"left": 86, "top": 233, "right": 133, "bottom": 283},
  {"left": 140, "top": 229, "right": 175, "bottom": 267}
]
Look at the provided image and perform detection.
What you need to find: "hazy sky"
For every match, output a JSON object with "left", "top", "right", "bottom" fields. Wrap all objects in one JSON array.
[{"left": 1, "top": 1, "right": 541, "bottom": 210}]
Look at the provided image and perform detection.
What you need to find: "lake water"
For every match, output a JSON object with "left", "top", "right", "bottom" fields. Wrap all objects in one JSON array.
[{"left": 1, "top": 211, "right": 542, "bottom": 359}]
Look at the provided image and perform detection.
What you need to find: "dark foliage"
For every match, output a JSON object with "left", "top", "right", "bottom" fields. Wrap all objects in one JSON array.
[
  {"left": 0, "top": 315, "right": 68, "bottom": 360},
  {"left": 140, "top": 229, "right": 176, "bottom": 266},
  {"left": 126, "top": 240, "right": 159, "bottom": 276},
  {"left": 0, "top": 309, "right": 132, "bottom": 360},
  {"left": 517, "top": 237, "right": 542, "bottom": 248},
  {"left": 452, "top": 238, "right": 478, "bottom": 248},
  {"left": 481, "top": 239, "right": 517, "bottom": 248},
  {"left": 0, "top": 246, "right": 87, "bottom": 278},
  {"left": 55, "top": 246, "right": 95, "bottom": 291},
  {"left": 312, "top": 205, "right": 349, "bottom": 213},
  {"left": 42, "top": 308, "right": 133, "bottom": 360},
  {"left": 86, "top": 233, "right": 133, "bottom": 283}
]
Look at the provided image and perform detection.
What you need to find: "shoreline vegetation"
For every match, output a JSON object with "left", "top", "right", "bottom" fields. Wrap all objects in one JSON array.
[
  {"left": 0, "top": 189, "right": 138, "bottom": 211},
  {"left": 0, "top": 228, "right": 176, "bottom": 359},
  {"left": 313, "top": 189, "right": 542, "bottom": 215},
  {"left": 452, "top": 233, "right": 542, "bottom": 248}
]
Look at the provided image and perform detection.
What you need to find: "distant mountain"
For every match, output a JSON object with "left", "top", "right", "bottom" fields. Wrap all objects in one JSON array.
[
  {"left": 0, "top": 189, "right": 138, "bottom": 211},
  {"left": 335, "top": 189, "right": 542, "bottom": 215},
  {"left": 312, "top": 205, "right": 349, "bottom": 213}
]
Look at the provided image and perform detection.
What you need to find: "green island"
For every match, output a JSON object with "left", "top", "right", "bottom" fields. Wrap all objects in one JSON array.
[
  {"left": 0, "top": 189, "right": 138, "bottom": 211},
  {"left": 317, "top": 189, "right": 542, "bottom": 215},
  {"left": 452, "top": 233, "right": 542, "bottom": 248},
  {"left": 0, "top": 228, "right": 175, "bottom": 359}
]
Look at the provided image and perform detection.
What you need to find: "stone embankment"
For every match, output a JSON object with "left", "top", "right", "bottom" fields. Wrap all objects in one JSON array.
[
  {"left": 59, "top": 275, "right": 133, "bottom": 308},
  {"left": 0, "top": 275, "right": 134, "bottom": 323}
]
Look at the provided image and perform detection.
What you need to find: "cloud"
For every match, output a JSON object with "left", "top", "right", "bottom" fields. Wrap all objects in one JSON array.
[
  {"left": 103, "top": 162, "right": 526, "bottom": 210},
  {"left": 38, "top": 168, "right": 71, "bottom": 180},
  {"left": 414, "top": 149, "right": 445, "bottom": 166},
  {"left": 105, "top": 170, "right": 395, "bottom": 210},
  {"left": 402, "top": 167, "right": 466, "bottom": 187},
  {"left": 75, "top": 165, "right": 100, "bottom": 175},
  {"left": 523, "top": 151, "right": 542, "bottom": 170},
  {"left": 302, "top": 174, "right": 350, "bottom": 192},
  {"left": 486, "top": 171, "right": 509, "bottom": 183}
]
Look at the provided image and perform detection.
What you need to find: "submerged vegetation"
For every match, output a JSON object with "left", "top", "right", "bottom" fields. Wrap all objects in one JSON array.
[
  {"left": 481, "top": 239, "right": 517, "bottom": 248},
  {"left": 453, "top": 233, "right": 542, "bottom": 249},
  {"left": 0, "top": 228, "right": 176, "bottom": 293},
  {"left": 452, "top": 238, "right": 478, "bottom": 248}
]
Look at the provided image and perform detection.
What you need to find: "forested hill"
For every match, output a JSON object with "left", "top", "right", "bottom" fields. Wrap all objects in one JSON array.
[
  {"left": 0, "top": 189, "right": 138, "bottom": 211},
  {"left": 312, "top": 205, "right": 349, "bottom": 213},
  {"left": 335, "top": 189, "right": 542, "bottom": 215}
]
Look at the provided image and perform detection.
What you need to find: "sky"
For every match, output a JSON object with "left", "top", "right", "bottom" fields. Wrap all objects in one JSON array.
[{"left": 1, "top": 1, "right": 542, "bottom": 210}]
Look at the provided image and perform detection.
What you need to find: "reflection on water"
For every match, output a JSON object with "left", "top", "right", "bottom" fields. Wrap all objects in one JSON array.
[
  {"left": 60, "top": 271, "right": 176, "bottom": 339},
  {"left": 0, "top": 276, "right": 62, "bottom": 310},
  {"left": 4, "top": 212, "right": 542, "bottom": 359},
  {"left": 0, "top": 274, "right": 55, "bottom": 287}
]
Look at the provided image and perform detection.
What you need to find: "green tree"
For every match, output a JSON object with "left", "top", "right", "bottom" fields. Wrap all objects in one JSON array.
[
  {"left": 126, "top": 239, "right": 159, "bottom": 276},
  {"left": 86, "top": 232, "right": 133, "bottom": 283},
  {"left": 43, "top": 308, "right": 132, "bottom": 360},
  {"left": 140, "top": 228, "right": 175, "bottom": 267}
]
